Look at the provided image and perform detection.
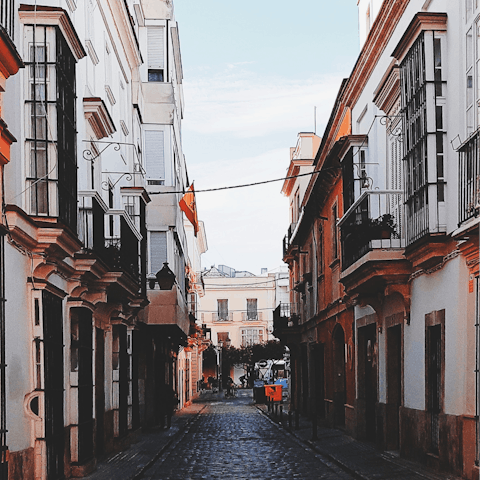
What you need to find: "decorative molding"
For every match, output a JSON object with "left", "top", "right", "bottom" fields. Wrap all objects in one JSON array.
[
  {"left": 337, "top": 134, "right": 369, "bottom": 162},
  {"left": 83, "top": 97, "right": 116, "bottom": 140},
  {"left": 19, "top": 4, "right": 86, "bottom": 61},
  {"left": 343, "top": 0, "right": 410, "bottom": 109},
  {"left": 65, "top": 0, "right": 77, "bottom": 12},
  {"left": 373, "top": 61, "right": 400, "bottom": 113},
  {"left": 85, "top": 39, "right": 99, "bottom": 65},
  {"left": 409, "top": 249, "right": 460, "bottom": 281},
  {"left": 0, "top": 26, "right": 24, "bottom": 78},
  {"left": 120, "top": 120, "right": 129, "bottom": 136},
  {"left": 105, "top": 85, "right": 116, "bottom": 106},
  {"left": 104, "top": 0, "right": 143, "bottom": 71},
  {"left": 392, "top": 12, "right": 448, "bottom": 63}
]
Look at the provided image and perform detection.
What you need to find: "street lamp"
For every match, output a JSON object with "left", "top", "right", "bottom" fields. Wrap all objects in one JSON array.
[
  {"left": 217, "top": 341, "right": 223, "bottom": 392},
  {"left": 149, "top": 262, "right": 176, "bottom": 290}
]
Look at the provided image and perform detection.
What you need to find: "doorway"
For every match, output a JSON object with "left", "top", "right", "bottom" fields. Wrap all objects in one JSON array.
[
  {"left": 43, "top": 291, "right": 65, "bottom": 480},
  {"left": 386, "top": 324, "right": 402, "bottom": 450},
  {"left": 95, "top": 328, "right": 105, "bottom": 456},
  {"left": 333, "top": 325, "right": 346, "bottom": 427},
  {"left": 358, "top": 322, "right": 377, "bottom": 442}
]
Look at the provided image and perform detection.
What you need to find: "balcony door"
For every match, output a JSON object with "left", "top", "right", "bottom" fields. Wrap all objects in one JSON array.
[{"left": 43, "top": 291, "right": 65, "bottom": 480}]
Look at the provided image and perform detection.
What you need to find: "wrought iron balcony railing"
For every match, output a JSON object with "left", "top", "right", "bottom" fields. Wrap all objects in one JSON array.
[
  {"left": 212, "top": 313, "right": 233, "bottom": 322},
  {"left": 241, "top": 312, "right": 263, "bottom": 321},
  {"left": 78, "top": 194, "right": 106, "bottom": 257},
  {"left": 338, "top": 190, "right": 405, "bottom": 271},
  {"left": 104, "top": 210, "right": 142, "bottom": 282},
  {"left": 459, "top": 130, "right": 480, "bottom": 225},
  {"left": 282, "top": 222, "right": 297, "bottom": 258}
]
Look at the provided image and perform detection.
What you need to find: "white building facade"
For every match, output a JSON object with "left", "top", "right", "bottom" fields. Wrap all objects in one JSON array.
[{"left": 1, "top": 1, "right": 204, "bottom": 479}]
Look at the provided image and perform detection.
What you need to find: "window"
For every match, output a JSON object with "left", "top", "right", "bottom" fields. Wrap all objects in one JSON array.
[
  {"left": 149, "top": 231, "right": 167, "bottom": 274},
  {"left": 241, "top": 328, "right": 263, "bottom": 347},
  {"left": 246, "top": 299, "right": 258, "bottom": 320},
  {"left": 388, "top": 114, "right": 403, "bottom": 239},
  {"left": 360, "top": 150, "right": 368, "bottom": 188},
  {"left": 145, "top": 130, "right": 165, "bottom": 184},
  {"left": 147, "top": 26, "right": 164, "bottom": 82},
  {"left": 401, "top": 33, "right": 428, "bottom": 244},
  {"left": 425, "top": 309, "right": 445, "bottom": 455},
  {"left": 217, "top": 299, "right": 228, "bottom": 321},
  {"left": 317, "top": 222, "right": 324, "bottom": 275},
  {"left": 25, "top": 25, "right": 77, "bottom": 231},
  {"left": 401, "top": 31, "right": 446, "bottom": 244},
  {"left": 332, "top": 203, "right": 338, "bottom": 260}
]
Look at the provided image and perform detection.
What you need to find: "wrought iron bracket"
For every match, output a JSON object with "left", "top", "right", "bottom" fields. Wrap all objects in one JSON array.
[
  {"left": 101, "top": 172, "right": 135, "bottom": 191},
  {"left": 82, "top": 139, "right": 142, "bottom": 165},
  {"left": 379, "top": 114, "right": 404, "bottom": 141}
]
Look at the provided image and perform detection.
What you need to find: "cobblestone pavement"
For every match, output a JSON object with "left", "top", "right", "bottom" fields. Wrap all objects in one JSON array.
[
  {"left": 85, "top": 390, "right": 462, "bottom": 480},
  {"left": 140, "top": 390, "right": 355, "bottom": 480}
]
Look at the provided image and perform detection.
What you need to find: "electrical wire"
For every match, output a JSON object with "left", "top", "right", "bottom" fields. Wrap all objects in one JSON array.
[{"left": 147, "top": 167, "right": 340, "bottom": 195}]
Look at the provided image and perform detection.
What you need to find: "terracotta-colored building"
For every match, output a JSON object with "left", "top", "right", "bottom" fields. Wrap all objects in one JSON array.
[{"left": 276, "top": 1, "right": 480, "bottom": 478}]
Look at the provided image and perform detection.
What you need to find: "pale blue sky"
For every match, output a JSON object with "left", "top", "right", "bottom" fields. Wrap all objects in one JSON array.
[{"left": 174, "top": 1, "right": 360, "bottom": 274}]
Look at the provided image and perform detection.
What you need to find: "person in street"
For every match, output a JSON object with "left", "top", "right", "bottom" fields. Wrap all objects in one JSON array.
[
  {"left": 160, "top": 383, "right": 175, "bottom": 429},
  {"left": 226, "top": 376, "right": 234, "bottom": 397}
]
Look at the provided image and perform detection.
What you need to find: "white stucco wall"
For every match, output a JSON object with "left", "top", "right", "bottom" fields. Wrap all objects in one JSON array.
[{"left": 5, "top": 245, "right": 32, "bottom": 451}]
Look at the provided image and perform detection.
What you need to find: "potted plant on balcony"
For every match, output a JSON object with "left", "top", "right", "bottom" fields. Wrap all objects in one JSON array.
[{"left": 370, "top": 213, "right": 397, "bottom": 239}]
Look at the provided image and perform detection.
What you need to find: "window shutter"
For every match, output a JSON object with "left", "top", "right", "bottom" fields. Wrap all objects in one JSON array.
[
  {"left": 149, "top": 231, "right": 167, "bottom": 273},
  {"left": 247, "top": 299, "right": 257, "bottom": 319},
  {"left": 145, "top": 130, "right": 165, "bottom": 179},
  {"left": 148, "top": 27, "right": 164, "bottom": 69}
]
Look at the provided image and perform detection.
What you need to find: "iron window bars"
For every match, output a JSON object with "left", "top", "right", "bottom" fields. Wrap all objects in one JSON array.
[{"left": 25, "top": 25, "right": 77, "bottom": 232}]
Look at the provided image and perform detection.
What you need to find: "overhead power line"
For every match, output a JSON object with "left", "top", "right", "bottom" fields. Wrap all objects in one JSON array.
[{"left": 148, "top": 167, "right": 339, "bottom": 195}]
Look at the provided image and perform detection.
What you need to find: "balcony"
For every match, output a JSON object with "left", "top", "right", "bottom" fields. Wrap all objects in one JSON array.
[
  {"left": 272, "top": 303, "right": 301, "bottom": 341},
  {"left": 78, "top": 194, "right": 106, "bottom": 258},
  {"left": 282, "top": 222, "right": 297, "bottom": 259},
  {"left": 241, "top": 312, "right": 263, "bottom": 321},
  {"left": 338, "top": 191, "right": 411, "bottom": 295},
  {"left": 458, "top": 130, "right": 480, "bottom": 226},
  {"left": 212, "top": 313, "right": 233, "bottom": 322},
  {"left": 104, "top": 210, "right": 142, "bottom": 282},
  {"left": 339, "top": 190, "right": 405, "bottom": 271}
]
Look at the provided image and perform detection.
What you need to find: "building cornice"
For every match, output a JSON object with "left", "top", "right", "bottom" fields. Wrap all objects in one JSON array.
[
  {"left": 104, "top": 0, "right": 143, "bottom": 71},
  {"left": 0, "top": 26, "right": 24, "bottom": 79},
  {"left": 19, "top": 4, "right": 86, "bottom": 61},
  {"left": 373, "top": 60, "right": 400, "bottom": 113},
  {"left": 392, "top": 12, "right": 448, "bottom": 63},
  {"left": 343, "top": 0, "right": 410, "bottom": 109},
  {"left": 83, "top": 97, "right": 116, "bottom": 139}
]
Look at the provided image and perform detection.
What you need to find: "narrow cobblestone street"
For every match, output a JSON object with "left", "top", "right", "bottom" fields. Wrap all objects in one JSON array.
[
  {"left": 100, "top": 390, "right": 460, "bottom": 480},
  {"left": 141, "top": 390, "right": 354, "bottom": 480}
]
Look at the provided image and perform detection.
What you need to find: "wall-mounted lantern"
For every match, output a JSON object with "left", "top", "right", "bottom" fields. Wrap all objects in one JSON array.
[{"left": 149, "top": 262, "right": 176, "bottom": 290}]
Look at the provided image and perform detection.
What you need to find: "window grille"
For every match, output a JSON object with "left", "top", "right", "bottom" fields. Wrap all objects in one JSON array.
[
  {"left": 25, "top": 25, "right": 77, "bottom": 232},
  {"left": 0, "top": 0, "right": 14, "bottom": 39},
  {"left": 401, "top": 33, "right": 429, "bottom": 244}
]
